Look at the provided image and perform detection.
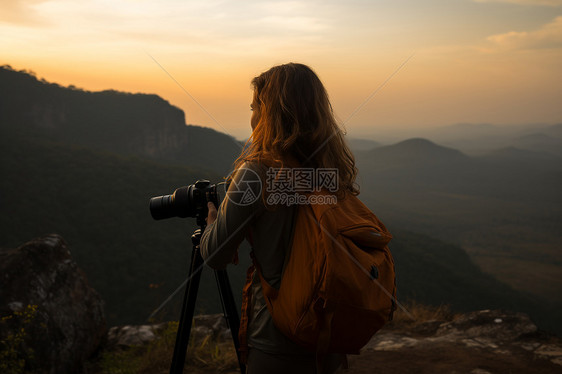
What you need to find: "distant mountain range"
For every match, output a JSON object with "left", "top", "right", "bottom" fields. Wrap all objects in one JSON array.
[
  {"left": 347, "top": 137, "right": 381, "bottom": 151},
  {"left": 359, "top": 122, "right": 562, "bottom": 156},
  {"left": 1, "top": 65, "right": 560, "bottom": 334},
  {"left": 355, "top": 135, "right": 562, "bottom": 330},
  {"left": 356, "top": 135, "right": 561, "bottom": 202},
  {"left": 0, "top": 134, "right": 545, "bottom": 329},
  {"left": 364, "top": 138, "right": 468, "bottom": 166}
]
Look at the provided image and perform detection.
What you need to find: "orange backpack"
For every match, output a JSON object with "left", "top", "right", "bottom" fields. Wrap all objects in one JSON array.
[{"left": 239, "top": 189, "right": 396, "bottom": 360}]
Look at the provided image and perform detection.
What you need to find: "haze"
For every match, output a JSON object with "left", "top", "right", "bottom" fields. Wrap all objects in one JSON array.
[{"left": 1, "top": 0, "right": 561, "bottom": 140}]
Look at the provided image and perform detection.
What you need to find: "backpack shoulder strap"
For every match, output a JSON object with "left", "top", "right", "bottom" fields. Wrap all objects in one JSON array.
[
  {"left": 281, "top": 204, "right": 299, "bottom": 274},
  {"left": 238, "top": 262, "right": 255, "bottom": 364},
  {"left": 238, "top": 204, "right": 297, "bottom": 362},
  {"left": 252, "top": 251, "right": 279, "bottom": 310}
]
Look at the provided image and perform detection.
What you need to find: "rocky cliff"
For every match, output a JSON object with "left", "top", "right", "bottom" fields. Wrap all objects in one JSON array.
[
  {"left": 0, "top": 235, "right": 106, "bottom": 374},
  {"left": 0, "top": 65, "right": 242, "bottom": 173}
]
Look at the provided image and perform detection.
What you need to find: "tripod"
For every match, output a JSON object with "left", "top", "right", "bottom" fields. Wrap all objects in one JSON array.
[{"left": 169, "top": 226, "right": 246, "bottom": 374}]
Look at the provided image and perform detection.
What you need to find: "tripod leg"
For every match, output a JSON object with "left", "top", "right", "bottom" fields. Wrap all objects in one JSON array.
[
  {"left": 215, "top": 269, "right": 246, "bottom": 374},
  {"left": 170, "top": 246, "right": 205, "bottom": 374}
]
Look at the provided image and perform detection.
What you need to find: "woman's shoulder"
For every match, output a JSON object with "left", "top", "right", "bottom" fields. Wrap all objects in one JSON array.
[
  {"left": 238, "top": 160, "right": 267, "bottom": 171},
  {"left": 231, "top": 161, "right": 269, "bottom": 181}
]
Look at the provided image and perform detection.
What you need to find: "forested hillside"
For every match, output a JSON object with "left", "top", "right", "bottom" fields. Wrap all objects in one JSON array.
[
  {"left": 0, "top": 135, "right": 234, "bottom": 324},
  {"left": 1, "top": 66, "right": 559, "bottom": 334},
  {"left": 0, "top": 65, "right": 242, "bottom": 175},
  {"left": 356, "top": 137, "right": 562, "bottom": 306},
  {"left": 1, "top": 135, "right": 547, "bottom": 328}
]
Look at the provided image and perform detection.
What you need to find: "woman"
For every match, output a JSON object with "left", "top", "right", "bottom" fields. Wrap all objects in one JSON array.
[{"left": 200, "top": 63, "right": 358, "bottom": 373}]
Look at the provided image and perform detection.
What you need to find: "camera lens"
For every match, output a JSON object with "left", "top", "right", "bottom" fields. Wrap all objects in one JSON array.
[
  {"left": 149, "top": 186, "right": 192, "bottom": 220},
  {"left": 149, "top": 194, "right": 174, "bottom": 220},
  {"left": 149, "top": 181, "right": 217, "bottom": 221}
]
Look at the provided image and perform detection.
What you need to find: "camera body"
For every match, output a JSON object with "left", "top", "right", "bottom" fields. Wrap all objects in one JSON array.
[{"left": 149, "top": 180, "right": 219, "bottom": 223}]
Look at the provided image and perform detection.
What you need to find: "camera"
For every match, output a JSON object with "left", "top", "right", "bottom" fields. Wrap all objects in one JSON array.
[{"left": 149, "top": 180, "right": 219, "bottom": 221}]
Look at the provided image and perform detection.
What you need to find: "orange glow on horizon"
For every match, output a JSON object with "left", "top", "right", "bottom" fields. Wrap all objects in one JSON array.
[{"left": 1, "top": 0, "right": 561, "bottom": 139}]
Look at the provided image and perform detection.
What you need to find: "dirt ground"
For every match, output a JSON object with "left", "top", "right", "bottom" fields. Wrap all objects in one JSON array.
[{"left": 344, "top": 343, "right": 561, "bottom": 374}]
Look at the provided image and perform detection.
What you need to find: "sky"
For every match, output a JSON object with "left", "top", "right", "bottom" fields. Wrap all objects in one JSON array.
[{"left": 1, "top": 0, "right": 562, "bottom": 140}]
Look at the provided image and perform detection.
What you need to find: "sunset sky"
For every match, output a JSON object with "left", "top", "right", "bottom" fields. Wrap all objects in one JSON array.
[{"left": 1, "top": 0, "right": 561, "bottom": 140}]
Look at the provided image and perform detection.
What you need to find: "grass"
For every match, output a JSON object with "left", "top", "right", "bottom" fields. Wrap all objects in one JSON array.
[
  {"left": 0, "top": 305, "right": 38, "bottom": 374},
  {"left": 89, "top": 303, "right": 457, "bottom": 374},
  {"left": 89, "top": 321, "right": 239, "bottom": 374},
  {"left": 390, "top": 301, "right": 457, "bottom": 327}
]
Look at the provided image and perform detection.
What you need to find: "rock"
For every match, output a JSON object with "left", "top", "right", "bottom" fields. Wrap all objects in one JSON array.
[
  {"left": 536, "top": 344, "right": 562, "bottom": 366},
  {"left": 0, "top": 235, "right": 106, "bottom": 374},
  {"left": 107, "top": 323, "right": 167, "bottom": 347},
  {"left": 470, "top": 370, "right": 493, "bottom": 374},
  {"left": 436, "top": 309, "right": 537, "bottom": 341},
  {"left": 105, "top": 314, "right": 232, "bottom": 350},
  {"left": 360, "top": 309, "right": 562, "bottom": 373},
  {"left": 97, "top": 308, "right": 562, "bottom": 373},
  {"left": 411, "top": 319, "right": 443, "bottom": 336},
  {"left": 193, "top": 313, "right": 229, "bottom": 339}
]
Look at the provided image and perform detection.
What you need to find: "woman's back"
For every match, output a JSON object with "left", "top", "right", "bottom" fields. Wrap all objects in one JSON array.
[{"left": 200, "top": 63, "right": 355, "bottom": 373}]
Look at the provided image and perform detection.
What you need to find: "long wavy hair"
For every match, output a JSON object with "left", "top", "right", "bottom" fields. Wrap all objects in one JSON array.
[{"left": 231, "top": 63, "right": 359, "bottom": 200}]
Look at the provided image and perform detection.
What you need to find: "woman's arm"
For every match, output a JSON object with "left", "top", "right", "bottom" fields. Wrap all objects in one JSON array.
[{"left": 200, "top": 163, "right": 264, "bottom": 269}]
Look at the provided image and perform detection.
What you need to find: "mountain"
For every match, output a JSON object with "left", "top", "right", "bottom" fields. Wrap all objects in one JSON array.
[
  {"left": 362, "top": 138, "right": 468, "bottom": 167},
  {"left": 0, "top": 135, "right": 236, "bottom": 325},
  {"left": 357, "top": 135, "right": 562, "bottom": 204},
  {"left": 416, "top": 123, "right": 562, "bottom": 156},
  {"left": 355, "top": 136, "right": 562, "bottom": 334},
  {"left": 1, "top": 66, "right": 560, "bottom": 334},
  {"left": 543, "top": 123, "right": 562, "bottom": 138},
  {"left": 347, "top": 137, "right": 381, "bottom": 152},
  {"left": 426, "top": 123, "right": 508, "bottom": 145},
  {"left": 479, "top": 146, "right": 559, "bottom": 166},
  {"left": 355, "top": 138, "right": 475, "bottom": 197},
  {"left": 512, "top": 132, "right": 562, "bottom": 157},
  {"left": 390, "top": 228, "right": 553, "bottom": 325},
  {"left": 1, "top": 134, "right": 555, "bottom": 331},
  {"left": 0, "top": 65, "right": 242, "bottom": 175}
]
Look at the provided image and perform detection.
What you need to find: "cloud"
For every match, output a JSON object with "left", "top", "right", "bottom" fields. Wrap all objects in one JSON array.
[
  {"left": 486, "top": 16, "right": 562, "bottom": 50},
  {"left": 0, "top": 0, "right": 49, "bottom": 25},
  {"left": 474, "top": 0, "right": 562, "bottom": 6},
  {"left": 2, "top": 0, "right": 331, "bottom": 51}
]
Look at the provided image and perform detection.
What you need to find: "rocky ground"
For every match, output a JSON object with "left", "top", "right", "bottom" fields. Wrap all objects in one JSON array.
[
  {"left": 107, "top": 310, "right": 562, "bottom": 374},
  {"left": 346, "top": 309, "right": 562, "bottom": 374}
]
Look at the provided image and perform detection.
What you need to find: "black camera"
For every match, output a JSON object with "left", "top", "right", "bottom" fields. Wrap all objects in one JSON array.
[{"left": 149, "top": 180, "right": 219, "bottom": 222}]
